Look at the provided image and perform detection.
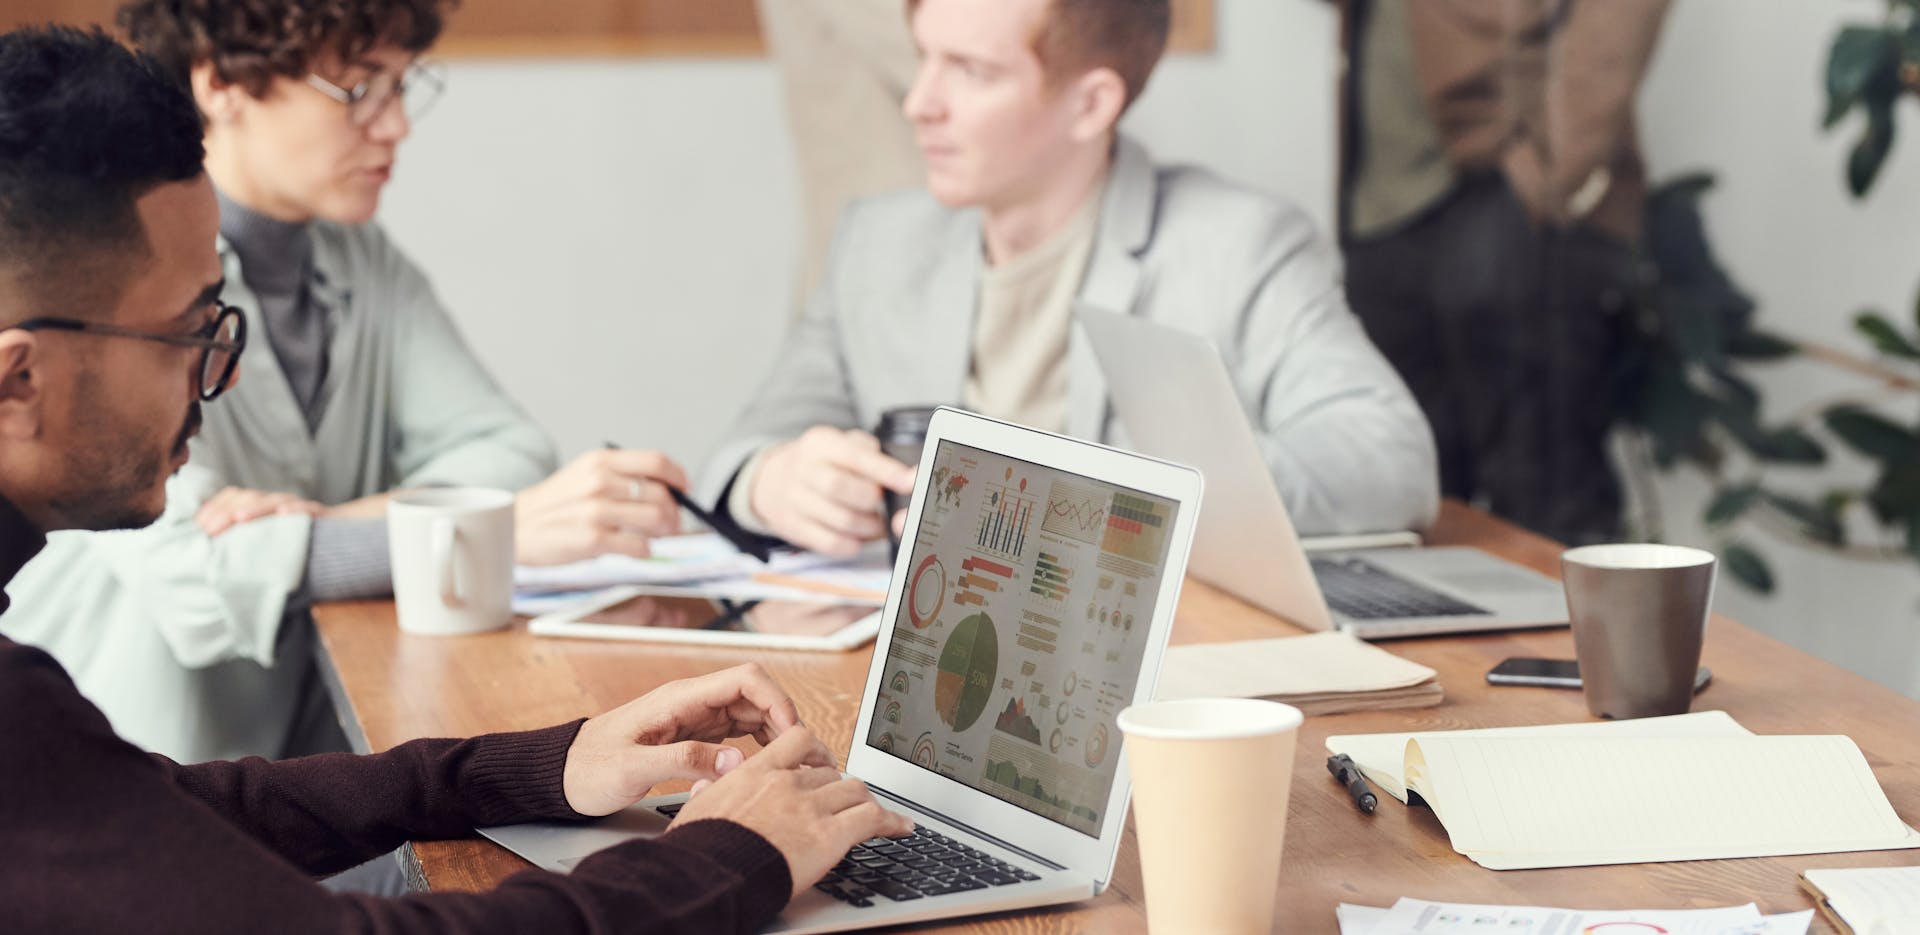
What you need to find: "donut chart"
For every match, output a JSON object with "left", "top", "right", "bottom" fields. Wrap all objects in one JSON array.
[{"left": 907, "top": 555, "right": 945, "bottom": 629}]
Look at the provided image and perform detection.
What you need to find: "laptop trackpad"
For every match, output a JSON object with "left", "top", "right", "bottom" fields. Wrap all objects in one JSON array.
[{"left": 1430, "top": 566, "right": 1561, "bottom": 595}]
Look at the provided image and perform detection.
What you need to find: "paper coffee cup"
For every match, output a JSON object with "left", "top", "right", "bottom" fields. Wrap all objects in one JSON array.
[{"left": 1117, "top": 698, "right": 1301, "bottom": 934}]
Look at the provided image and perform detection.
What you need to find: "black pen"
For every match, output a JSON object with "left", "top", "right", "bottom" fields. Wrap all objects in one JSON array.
[
  {"left": 603, "top": 442, "right": 772, "bottom": 563},
  {"left": 1327, "top": 754, "right": 1378, "bottom": 814}
]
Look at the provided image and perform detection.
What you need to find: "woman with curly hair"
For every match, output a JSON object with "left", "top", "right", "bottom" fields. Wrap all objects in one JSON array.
[{"left": 2, "top": 0, "right": 692, "bottom": 770}]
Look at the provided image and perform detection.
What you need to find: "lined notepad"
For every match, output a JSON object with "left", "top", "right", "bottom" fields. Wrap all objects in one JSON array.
[
  {"left": 1327, "top": 709, "right": 1752, "bottom": 802},
  {"left": 1153, "top": 632, "right": 1442, "bottom": 715},
  {"left": 1800, "top": 866, "right": 1920, "bottom": 935},
  {"left": 1328, "top": 714, "right": 1920, "bottom": 871}
]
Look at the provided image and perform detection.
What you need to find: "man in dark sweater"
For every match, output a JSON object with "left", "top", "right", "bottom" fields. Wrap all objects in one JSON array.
[{"left": 0, "top": 25, "right": 910, "bottom": 933}]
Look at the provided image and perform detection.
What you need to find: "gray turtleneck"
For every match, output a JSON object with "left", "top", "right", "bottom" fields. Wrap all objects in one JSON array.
[
  {"left": 217, "top": 190, "right": 331, "bottom": 428},
  {"left": 217, "top": 190, "right": 389, "bottom": 603}
]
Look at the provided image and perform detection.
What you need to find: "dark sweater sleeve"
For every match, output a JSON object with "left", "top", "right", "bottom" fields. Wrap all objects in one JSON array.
[
  {"left": 1, "top": 637, "right": 792, "bottom": 935},
  {"left": 156, "top": 720, "right": 587, "bottom": 876}
]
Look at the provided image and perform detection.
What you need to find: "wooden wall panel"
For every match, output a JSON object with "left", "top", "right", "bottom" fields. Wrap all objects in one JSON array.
[{"left": 1, "top": 0, "right": 1215, "bottom": 58}]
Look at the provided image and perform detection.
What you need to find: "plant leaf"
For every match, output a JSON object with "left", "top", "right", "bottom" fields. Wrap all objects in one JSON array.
[
  {"left": 1726, "top": 330, "right": 1798, "bottom": 361},
  {"left": 1848, "top": 107, "right": 1898, "bottom": 197},
  {"left": 1852, "top": 310, "right": 1920, "bottom": 358},
  {"left": 1714, "top": 401, "right": 1827, "bottom": 465},
  {"left": 1762, "top": 491, "right": 1846, "bottom": 545},
  {"left": 1825, "top": 27, "right": 1896, "bottom": 127},
  {"left": 1824, "top": 405, "right": 1920, "bottom": 461},
  {"left": 1721, "top": 542, "right": 1775, "bottom": 594},
  {"left": 1868, "top": 458, "right": 1920, "bottom": 523},
  {"left": 1705, "top": 484, "right": 1762, "bottom": 526}
]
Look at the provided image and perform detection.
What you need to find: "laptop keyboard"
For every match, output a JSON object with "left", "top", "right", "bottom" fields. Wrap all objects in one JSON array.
[
  {"left": 655, "top": 803, "right": 1041, "bottom": 907},
  {"left": 1309, "top": 555, "right": 1490, "bottom": 620}
]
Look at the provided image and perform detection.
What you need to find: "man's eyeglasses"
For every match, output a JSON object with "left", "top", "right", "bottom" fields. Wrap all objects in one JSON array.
[
  {"left": 306, "top": 60, "right": 447, "bottom": 129},
  {"left": 10, "top": 302, "right": 248, "bottom": 402}
]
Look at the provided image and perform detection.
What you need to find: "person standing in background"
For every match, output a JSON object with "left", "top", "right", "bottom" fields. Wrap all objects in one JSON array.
[
  {"left": 1340, "top": 0, "right": 1670, "bottom": 545},
  {"left": 756, "top": 0, "right": 925, "bottom": 313}
]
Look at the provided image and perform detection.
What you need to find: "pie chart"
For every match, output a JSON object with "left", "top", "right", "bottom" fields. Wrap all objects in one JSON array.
[{"left": 934, "top": 612, "right": 998, "bottom": 732}]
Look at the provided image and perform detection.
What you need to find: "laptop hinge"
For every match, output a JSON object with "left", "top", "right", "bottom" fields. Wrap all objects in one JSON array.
[{"left": 868, "top": 784, "right": 1069, "bottom": 872}]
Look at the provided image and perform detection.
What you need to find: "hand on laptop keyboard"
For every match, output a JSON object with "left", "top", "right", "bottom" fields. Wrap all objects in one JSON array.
[
  {"left": 667, "top": 727, "right": 915, "bottom": 900},
  {"left": 657, "top": 803, "right": 1043, "bottom": 909}
]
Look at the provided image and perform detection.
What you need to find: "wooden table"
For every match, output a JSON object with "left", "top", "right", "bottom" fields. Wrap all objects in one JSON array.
[{"left": 313, "top": 503, "right": 1920, "bottom": 932}]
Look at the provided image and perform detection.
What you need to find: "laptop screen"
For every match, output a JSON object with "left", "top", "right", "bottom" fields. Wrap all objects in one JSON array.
[{"left": 865, "top": 438, "right": 1181, "bottom": 837}]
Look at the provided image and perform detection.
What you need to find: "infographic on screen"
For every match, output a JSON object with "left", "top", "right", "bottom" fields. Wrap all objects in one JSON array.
[{"left": 867, "top": 440, "right": 1179, "bottom": 837}]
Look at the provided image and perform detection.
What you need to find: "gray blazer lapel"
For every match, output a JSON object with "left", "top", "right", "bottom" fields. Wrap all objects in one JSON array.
[{"left": 1069, "top": 137, "right": 1159, "bottom": 441}]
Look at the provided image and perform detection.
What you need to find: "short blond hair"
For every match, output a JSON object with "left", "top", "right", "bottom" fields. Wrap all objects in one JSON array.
[{"left": 908, "top": 0, "right": 1170, "bottom": 110}]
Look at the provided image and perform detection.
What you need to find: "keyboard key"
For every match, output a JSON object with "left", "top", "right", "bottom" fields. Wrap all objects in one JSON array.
[{"left": 867, "top": 879, "right": 925, "bottom": 901}]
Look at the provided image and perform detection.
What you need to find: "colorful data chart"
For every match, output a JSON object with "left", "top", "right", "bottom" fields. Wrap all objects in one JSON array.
[
  {"left": 955, "top": 555, "right": 1013, "bottom": 607},
  {"left": 984, "top": 758, "right": 1100, "bottom": 827},
  {"left": 993, "top": 697, "right": 1043, "bottom": 745},
  {"left": 907, "top": 555, "right": 945, "bottom": 628},
  {"left": 934, "top": 613, "right": 998, "bottom": 732},
  {"left": 1101, "top": 492, "right": 1170, "bottom": 563},
  {"left": 1031, "top": 551, "right": 1074, "bottom": 602},
  {"left": 1083, "top": 723, "right": 1110, "bottom": 768},
  {"left": 912, "top": 731, "right": 937, "bottom": 768},
  {"left": 931, "top": 465, "right": 969, "bottom": 510},
  {"left": 976, "top": 484, "right": 1035, "bottom": 558},
  {"left": 1042, "top": 480, "right": 1110, "bottom": 546}
]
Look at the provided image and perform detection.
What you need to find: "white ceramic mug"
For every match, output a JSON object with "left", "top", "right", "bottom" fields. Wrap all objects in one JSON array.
[{"left": 388, "top": 487, "right": 515, "bottom": 636}]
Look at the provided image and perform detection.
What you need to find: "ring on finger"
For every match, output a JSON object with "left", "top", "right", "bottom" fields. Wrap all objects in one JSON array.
[{"left": 628, "top": 479, "right": 645, "bottom": 502}]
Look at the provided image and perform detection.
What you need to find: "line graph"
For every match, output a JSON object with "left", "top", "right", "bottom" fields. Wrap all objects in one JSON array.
[{"left": 1042, "top": 479, "right": 1109, "bottom": 545}]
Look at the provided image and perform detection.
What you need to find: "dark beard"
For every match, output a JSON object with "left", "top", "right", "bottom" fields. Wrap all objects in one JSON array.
[{"left": 44, "top": 377, "right": 195, "bottom": 532}]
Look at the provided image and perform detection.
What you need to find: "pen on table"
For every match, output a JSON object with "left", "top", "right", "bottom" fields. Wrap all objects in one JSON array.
[
  {"left": 603, "top": 442, "right": 772, "bottom": 563},
  {"left": 1327, "top": 753, "right": 1378, "bottom": 814}
]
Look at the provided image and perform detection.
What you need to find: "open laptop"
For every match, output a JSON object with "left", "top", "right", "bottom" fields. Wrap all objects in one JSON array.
[
  {"left": 1079, "top": 308, "right": 1566, "bottom": 640},
  {"left": 480, "top": 407, "right": 1203, "bottom": 932}
]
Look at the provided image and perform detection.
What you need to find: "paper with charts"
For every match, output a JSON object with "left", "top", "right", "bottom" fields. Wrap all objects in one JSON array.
[
  {"left": 1338, "top": 898, "right": 1812, "bottom": 935},
  {"left": 864, "top": 440, "right": 1180, "bottom": 836},
  {"left": 1329, "top": 713, "right": 1920, "bottom": 870}
]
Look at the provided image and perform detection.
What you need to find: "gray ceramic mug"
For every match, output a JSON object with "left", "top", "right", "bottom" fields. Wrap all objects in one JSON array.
[{"left": 1560, "top": 544, "right": 1717, "bottom": 720}]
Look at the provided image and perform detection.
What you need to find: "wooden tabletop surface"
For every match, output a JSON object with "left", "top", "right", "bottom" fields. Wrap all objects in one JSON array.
[{"left": 312, "top": 502, "right": 1920, "bottom": 933}]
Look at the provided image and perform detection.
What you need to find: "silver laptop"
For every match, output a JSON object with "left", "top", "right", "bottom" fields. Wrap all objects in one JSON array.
[
  {"left": 1079, "top": 308, "right": 1566, "bottom": 640},
  {"left": 481, "top": 407, "right": 1203, "bottom": 932}
]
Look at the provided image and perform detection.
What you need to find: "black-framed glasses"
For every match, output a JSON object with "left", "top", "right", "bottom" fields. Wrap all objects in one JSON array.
[
  {"left": 10, "top": 302, "right": 248, "bottom": 402},
  {"left": 305, "top": 60, "right": 447, "bottom": 129}
]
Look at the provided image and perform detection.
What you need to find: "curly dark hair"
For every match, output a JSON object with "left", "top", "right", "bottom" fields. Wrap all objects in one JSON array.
[
  {"left": 118, "top": 0, "right": 458, "bottom": 97},
  {"left": 0, "top": 25, "right": 205, "bottom": 317}
]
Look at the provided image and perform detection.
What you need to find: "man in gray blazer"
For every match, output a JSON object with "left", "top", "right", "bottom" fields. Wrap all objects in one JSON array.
[{"left": 701, "top": 0, "right": 1437, "bottom": 556}]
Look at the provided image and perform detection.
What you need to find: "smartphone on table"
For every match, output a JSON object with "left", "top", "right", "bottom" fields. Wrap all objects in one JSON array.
[{"left": 1486, "top": 657, "right": 1711, "bottom": 692}]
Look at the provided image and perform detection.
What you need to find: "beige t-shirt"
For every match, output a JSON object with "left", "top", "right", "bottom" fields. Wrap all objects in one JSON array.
[
  {"left": 960, "top": 194, "right": 1102, "bottom": 434},
  {"left": 730, "top": 193, "right": 1102, "bottom": 533}
]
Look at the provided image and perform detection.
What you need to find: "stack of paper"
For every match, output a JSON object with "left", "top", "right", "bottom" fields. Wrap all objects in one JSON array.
[
  {"left": 1337, "top": 898, "right": 1813, "bottom": 935},
  {"left": 1799, "top": 866, "right": 1920, "bottom": 934},
  {"left": 1153, "top": 632, "right": 1442, "bottom": 715},
  {"left": 511, "top": 533, "right": 892, "bottom": 614},
  {"left": 1326, "top": 712, "right": 1920, "bottom": 870}
]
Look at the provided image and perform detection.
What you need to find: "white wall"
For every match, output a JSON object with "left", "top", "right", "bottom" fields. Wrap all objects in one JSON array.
[
  {"left": 376, "top": 0, "right": 1336, "bottom": 471},
  {"left": 1637, "top": 0, "right": 1920, "bottom": 696},
  {"left": 379, "top": 0, "right": 1920, "bottom": 697}
]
